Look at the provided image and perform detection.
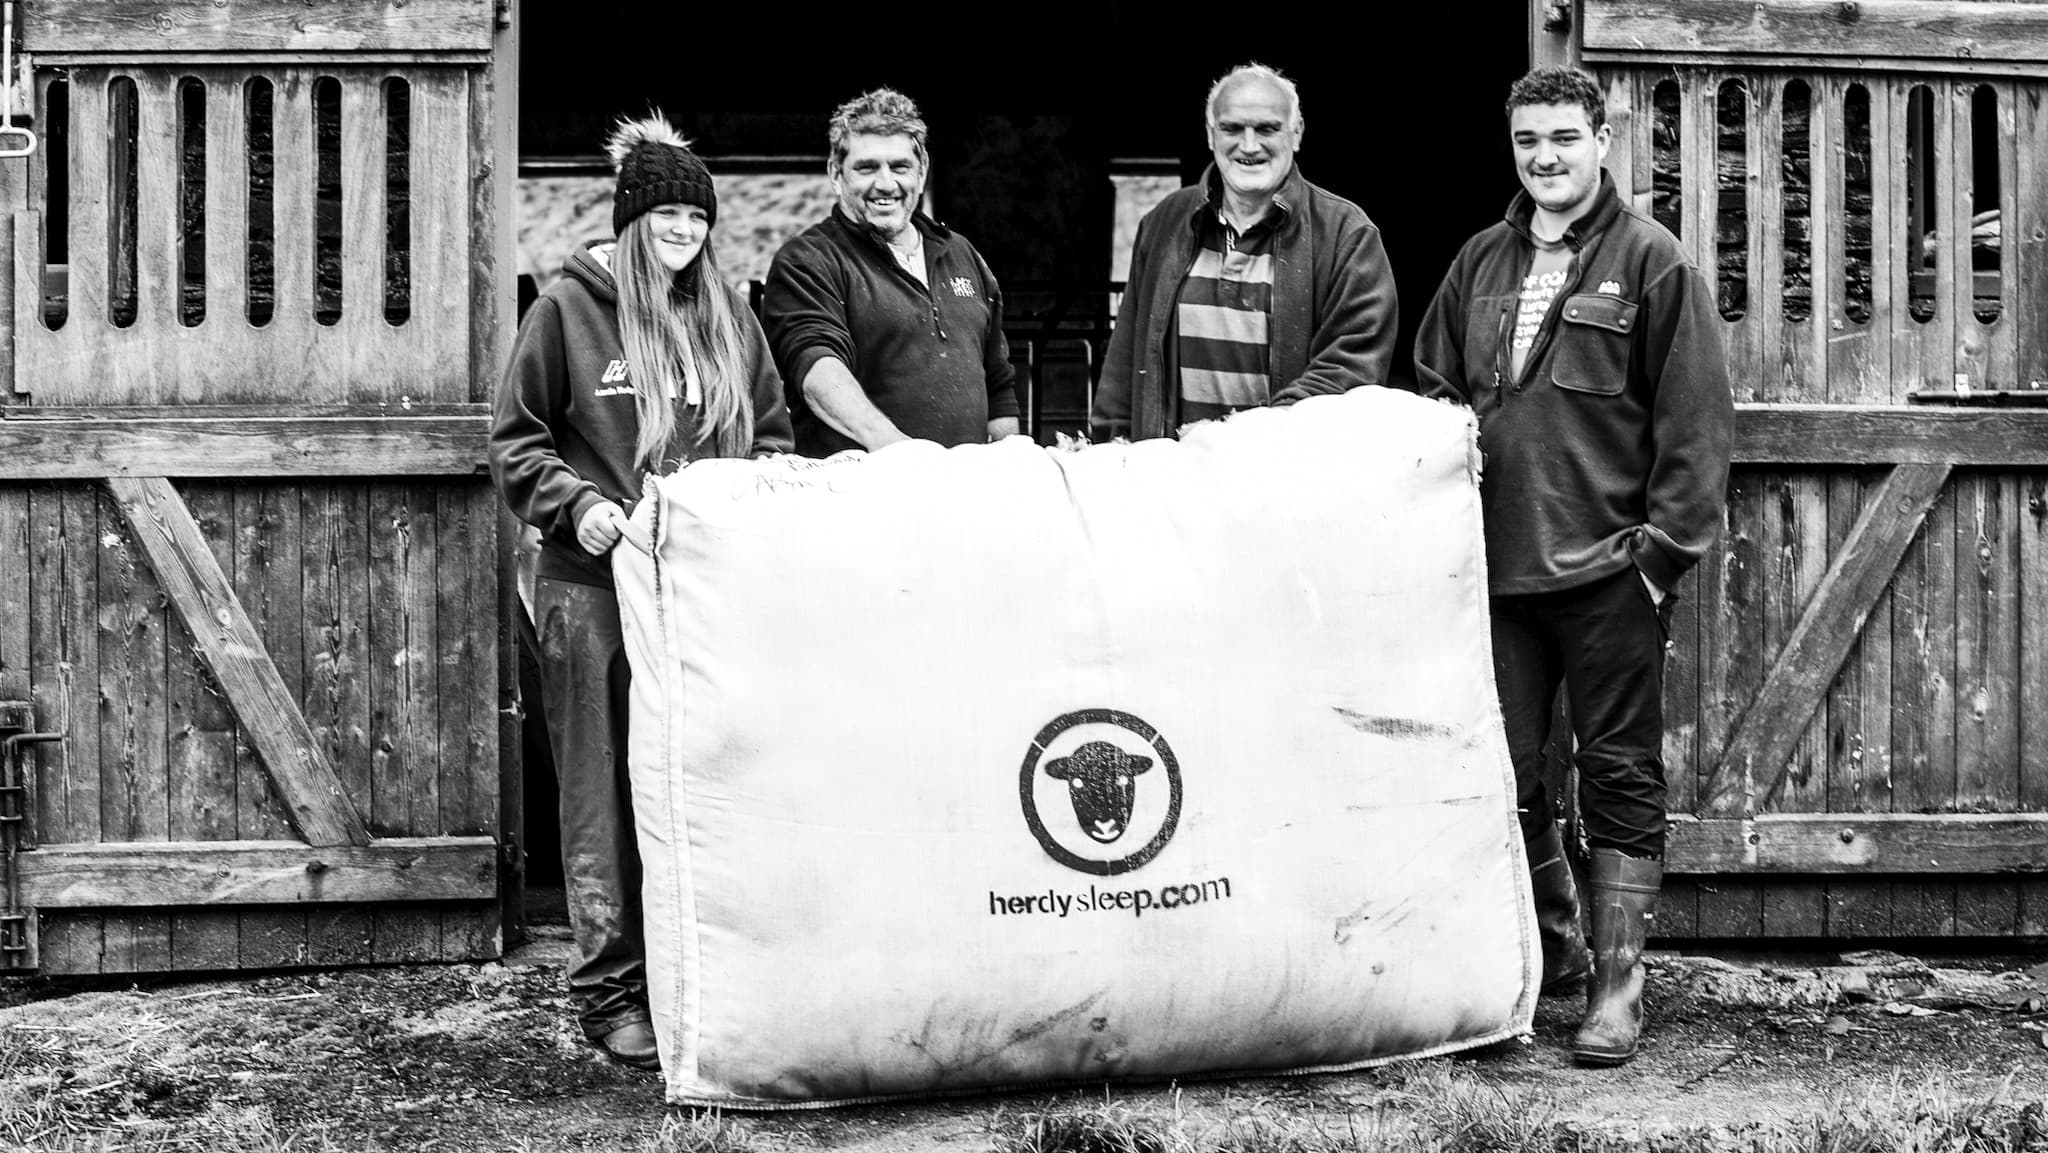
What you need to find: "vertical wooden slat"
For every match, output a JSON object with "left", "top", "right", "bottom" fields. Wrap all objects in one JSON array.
[
  {"left": 96, "top": 480, "right": 172, "bottom": 973},
  {"left": 1892, "top": 479, "right": 1957, "bottom": 936},
  {"left": 1924, "top": 78, "right": 1957, "bottom": 397},
  {"left": 237, "top": 484, "right": 310, "bottom": 967},
  {"left": 341, "top": 74, "right": 384, "bottom": 398},
  {"left": 419, "top": 67, "right": 472, "bottom": 401},
  {"left": 34, "top": 487, "right": 105, "bottom": 970},
  {"left": 302, "top": 483, "right": 373, "bottom": 965},
  {"left": 2017, "top": 84, "right": 2048, "bottom": 391},
  {"left": 1823, "top": 74, "right": 1899, "bottom": 938},
  {"left": 368, "top": 483, "right": 441, "bottom": 962},
  {"left": 67, "top": 72, "right": 110, "bottom": 375},
  {"left": 1950, "top": 81, "right": 1987, "bottom": 394},
  {"left": 1984, "top": 80, "right": 2018, "bottom": 391},
  {"left": 270, "top": 70, "right": 317, "bottom": 395},
  {"left": 134, "top": 70, "right": 178, "bottom": 406},
  {"left": 0, "top": 489, "right": 26, "bottom": 703},
  {"left": 2020, "top": 471, "right": 2048, "bottom": 936},
  {"left": 438, "top": 484, "right": 500, "bottom": 959},
  {"left": 1601, "top": 68, "right": 1636, "bottom": 214},
  {"left": 1756, "top": 74, "right": 1788, "bottom": 404},
  {"left": 166, "top": 484, "right": 238, "bottom": 970},
  {"left": 1759, "top": 75, "right": 1829, "bottom": 937}
]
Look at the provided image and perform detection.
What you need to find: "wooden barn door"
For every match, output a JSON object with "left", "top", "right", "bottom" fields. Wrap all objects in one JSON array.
[
  {"left": 0, "top": 2, "right": 519, "bottom": 973},
  {"left": 1574, "top": 2, "right": 2048, "bottom": 939}
]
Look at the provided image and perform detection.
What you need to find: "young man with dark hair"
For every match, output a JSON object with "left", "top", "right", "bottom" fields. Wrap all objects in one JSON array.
[{"left": 1414, "top": 66, "right": 1733, "bottom": 1066}]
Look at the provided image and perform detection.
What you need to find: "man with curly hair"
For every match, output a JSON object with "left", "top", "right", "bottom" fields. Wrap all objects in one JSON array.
[
  {"left": 763, "top": 88, "right": 1019, "bottom": 456},
  {"left": 1091, "top": 63, "right": 1397, "bottom": 441},
  {"left": 1415, "top": 66, "right": 1732, "bottom": 1066}
]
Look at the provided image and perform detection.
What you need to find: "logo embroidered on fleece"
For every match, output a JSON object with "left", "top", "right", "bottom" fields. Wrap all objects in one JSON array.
[
  {"left": 592, "top": 360, "right": 635, "bottom": 396},
  {"left": 949, "top": 276, "right": 977, "bottom": 299},
  {"left": 1597, "top": 280, "right": 1624, "bottom": 295}
]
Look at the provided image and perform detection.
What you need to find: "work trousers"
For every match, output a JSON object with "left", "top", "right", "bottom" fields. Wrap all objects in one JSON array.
[
  {"left": 534, "top": 576, "right": 648, "bottom": 1038},
  {"left": 1491, "top": 567, "right": 1672, "bottom": 859}
]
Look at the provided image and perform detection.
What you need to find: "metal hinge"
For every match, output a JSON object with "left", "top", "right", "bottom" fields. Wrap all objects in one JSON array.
[
  {"left": 1, "top": 701, "right": 60, "bottom": 971},
  {"left": 494, "top": 0, "right": 513, "bottom": 30}
]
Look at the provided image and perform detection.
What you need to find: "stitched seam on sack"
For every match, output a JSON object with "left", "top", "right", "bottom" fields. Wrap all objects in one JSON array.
[{"left": 649, "top": 477, "right": 703, "bottom": 1088}]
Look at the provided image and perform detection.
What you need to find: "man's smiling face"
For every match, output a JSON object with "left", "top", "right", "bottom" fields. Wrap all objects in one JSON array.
[{"left": 1209, "top": 75, "right": 1302, "bottom": 204}]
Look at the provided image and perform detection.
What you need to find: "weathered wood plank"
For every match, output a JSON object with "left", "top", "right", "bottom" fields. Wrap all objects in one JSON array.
[
  {"left": 235, "top": 485, "right": 310, "bottom": 967},
  {"left": 104, "top": 476, "right": 369, "bottom": 846},
  {"left": 1704, "top": 463, "right": 1951, "bottom": 816},
  {"left": 1955, "top": 477, "right": 2020, "bottom": 810},
  {"left": 301, "top": 484, "right": 374, "bottom": 965},
  {"left": 341, "top": 76, "right": 386, "bottom": 394},
  {"left": 19, "top": 837, "right": 497, "bottom": 906},
  {"left": 2018, "top": 86, "right": 2048, "bottom": 391},
  {"left": 31, "top": 488, "right": 105, "bottom": 971},
  {"left": 2023, "top": 472, "right": 2048, "bottom": 819},
  {"left": 166, "top": 485, "right": 240, "bottom": 971},
  {"left": 23, "top": 1, "right": 495, "bottom": 55},
  {"left": 201, "top": 71, "right": 248, "bottom": 397},
  {"left": 0, "top": 412, "right": 490, "bottom": 478},
  {"left": 270, "top": 71, "right": 317, "bottom": 393},
  {"left": 96, "top": 481, "right": 173, "bottom": 973},
  {"left": 416, "top": 68, "right": 473, "bottom": 402},
  {"left": 1666, "top": 814, "right": 2048, "bottom": 874},
  {"left": 437, "top": 485, "right": 500, "bottom": 959},
  {"left": 1890, "top": 455, "right": 1958, "bottom": 937},
  {"left": 1584, "top": 0, "right": 2048, "bottom": 65},
  {"left": 1731, "top": 406, "right": 2048, "bottom": 465},
  {"left": 369, "top": 483, "right": 441, "bottom": 961},
  {"left": 0, "top": 488, "right": 27, "bottom": 702}
]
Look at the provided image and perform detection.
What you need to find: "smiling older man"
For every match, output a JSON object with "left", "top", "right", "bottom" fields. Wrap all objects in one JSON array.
[
  {"left": 762, "top": 87, "right": 1019, "bottom": 457},
  {"left": 1091, "top": 63, "right": 1397, "bottom": 442}
]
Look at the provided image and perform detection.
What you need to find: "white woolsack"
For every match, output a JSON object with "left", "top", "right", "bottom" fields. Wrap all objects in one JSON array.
[{"left": 613, "top": 387, "right": 1537, "bottom": 1109}]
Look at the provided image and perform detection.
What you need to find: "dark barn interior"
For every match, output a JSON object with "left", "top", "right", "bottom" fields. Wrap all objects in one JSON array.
[{"left": 512, "top": 6, "right": 1531, "bottom": 886}]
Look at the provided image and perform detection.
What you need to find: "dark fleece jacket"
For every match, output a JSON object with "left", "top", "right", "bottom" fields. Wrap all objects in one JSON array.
[
  {"left": 1414, "top": 172, "right": 1732, "bottom": 596},
  {"left": 489, "top": 242, "right": 794, "bottom": 587},
  {"left": 761, "top": 208, "right": 1018, "bottom": 457},
  {"left": 1091, "top": 163, "right": 1398, "bottom": 441}
]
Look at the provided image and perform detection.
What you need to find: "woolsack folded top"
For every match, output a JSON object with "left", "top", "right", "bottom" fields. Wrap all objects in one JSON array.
[{"left": 606, "top": 115, "right": 717, "bottom": 236}]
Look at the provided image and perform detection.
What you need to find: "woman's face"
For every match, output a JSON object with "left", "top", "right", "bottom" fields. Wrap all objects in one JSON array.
[{"left": 644, "top": 203, "right": 710, "bottom": 273}]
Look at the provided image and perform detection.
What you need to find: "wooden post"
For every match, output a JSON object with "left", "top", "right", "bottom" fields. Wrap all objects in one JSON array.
[{"left": 1530, "top": 0, "right": 1580, "bottom": 70}]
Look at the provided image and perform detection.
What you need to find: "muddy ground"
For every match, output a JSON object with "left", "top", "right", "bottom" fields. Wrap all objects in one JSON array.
[{"left": 4, "top": 895, "right": 2046, "bottom": 1151}]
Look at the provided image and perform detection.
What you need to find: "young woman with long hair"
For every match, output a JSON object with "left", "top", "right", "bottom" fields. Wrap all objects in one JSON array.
[{"left": 489, "top": 114, "right": 792, "bottom": 1070}]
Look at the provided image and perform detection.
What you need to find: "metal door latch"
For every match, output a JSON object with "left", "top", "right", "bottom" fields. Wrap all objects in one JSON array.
[{"left": 1, "top": 704, "right": 60, "bottom": 971}]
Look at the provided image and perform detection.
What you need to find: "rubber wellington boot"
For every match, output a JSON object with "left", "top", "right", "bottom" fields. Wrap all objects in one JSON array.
[
  {"left": 1526, "top": 823, "right": 1590, "bottom": 995},
  {"left": 1572, "top": 849, "right": 1662, "bottom": 1066}
]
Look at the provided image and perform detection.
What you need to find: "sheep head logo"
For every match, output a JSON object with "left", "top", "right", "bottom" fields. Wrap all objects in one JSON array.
[
  {"left": 1043, "top": 741, "right": 1152, "bottom": 844},
  {"left": 1020, "top": 710, "right": 1182, "bottom": 875}
]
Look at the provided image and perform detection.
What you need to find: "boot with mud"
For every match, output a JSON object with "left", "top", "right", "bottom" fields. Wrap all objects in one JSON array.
[
  {"left": 1572, "top": 848, "right": 1662, "bottom": 1067},
  {"left": 1527, "top": 822, "right": 1589, "bottom": 996}
]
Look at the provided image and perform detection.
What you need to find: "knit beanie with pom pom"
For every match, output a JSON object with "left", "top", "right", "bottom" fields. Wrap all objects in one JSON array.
[{"left": 606, "top": 113, "right": 716, "bottom": 235}]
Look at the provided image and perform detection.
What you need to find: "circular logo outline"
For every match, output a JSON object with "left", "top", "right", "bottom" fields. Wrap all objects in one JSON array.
[{"left": 1019, "top": 708, "right": 1183, "bottom": 876}]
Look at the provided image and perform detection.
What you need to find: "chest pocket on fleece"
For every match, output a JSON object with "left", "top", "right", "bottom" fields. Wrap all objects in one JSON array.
[{"left": 1550, "top": 293, "right": 1638, "bottom": 396}]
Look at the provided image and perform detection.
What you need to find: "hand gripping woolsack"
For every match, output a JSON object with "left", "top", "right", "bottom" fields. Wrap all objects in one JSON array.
[{"left": 613, "top": 388, "right": 1537, "bottom": 1108}]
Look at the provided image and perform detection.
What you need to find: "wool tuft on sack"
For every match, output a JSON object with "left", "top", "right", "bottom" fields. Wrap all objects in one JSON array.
[{"left": 613, "top": 387, "right": 1537, "bottom": 1109}]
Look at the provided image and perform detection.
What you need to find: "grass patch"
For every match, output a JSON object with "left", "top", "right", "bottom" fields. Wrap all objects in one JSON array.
[
  {"left": 991, "top": 1068, "right": 2048, "bottom": 1153},
  {"left": 636, "top": 1110, "right": 766, "bottom": 1153}
]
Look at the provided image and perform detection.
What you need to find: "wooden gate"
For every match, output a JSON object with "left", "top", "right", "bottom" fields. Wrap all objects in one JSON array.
[
  {"left": 0, "top": 1, "right": 519, "bottom": 973},
  {"left": 1561, "top": 1, "right": 2048, "bottom": 937}
]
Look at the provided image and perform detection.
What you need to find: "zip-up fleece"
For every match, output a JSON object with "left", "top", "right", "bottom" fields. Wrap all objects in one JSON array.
[
  {"left": 490, "top": 242, "right": 794, "bottom": 588},
  {"left": 1091, "top": 163, "right": 1397, "bottom": 441},
  {"left": 761, "top": 208, "right": 1018, "bottom": 457},
  {"left": 1415, "top": 171, "right": 1733, "bottom": 596}
]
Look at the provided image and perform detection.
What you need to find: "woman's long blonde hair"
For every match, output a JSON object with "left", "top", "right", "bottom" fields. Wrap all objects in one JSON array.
[{"left": 605, "top": 117, "right": 753, "bottom": 469}]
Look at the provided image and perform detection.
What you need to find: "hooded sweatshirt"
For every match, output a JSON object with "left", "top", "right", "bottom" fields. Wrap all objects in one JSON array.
[{"left": 490, "top": 242, "right": 794, "bottom": 587}]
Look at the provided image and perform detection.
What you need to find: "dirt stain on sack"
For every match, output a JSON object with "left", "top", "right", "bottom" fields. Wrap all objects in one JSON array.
[{"left": 1332, "top": 707, "right": 1460, "bottom": 741}]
